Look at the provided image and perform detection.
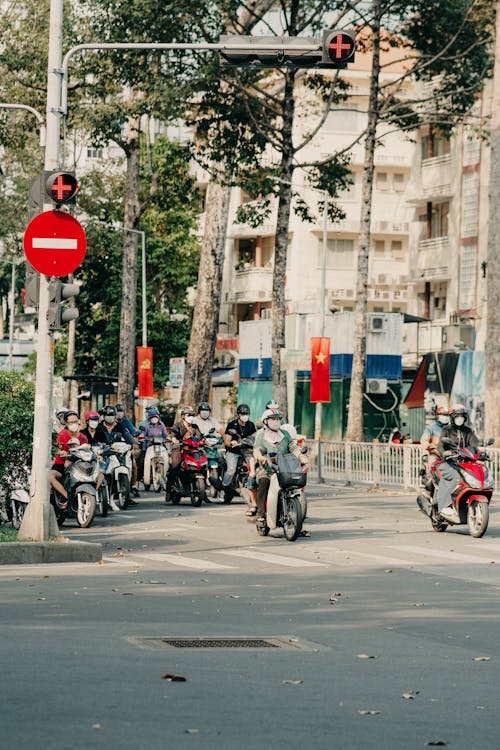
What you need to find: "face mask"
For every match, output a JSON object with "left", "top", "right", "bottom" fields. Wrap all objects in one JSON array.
[
  {"left": 88, "top": 419, "right": 99, "bottom": 429},
  {"left": 239, "top": 414, "right": 249, "bottom": 423},
  {"left": 150, "top": 417, "right": 159, "bottom": 425},
  {"left": 104, "top": 415, "right": 115, "bottom": 425},
  {"left": 199, "top": 410, "right": 210, "bottom": 420},
  {"left": 116, "top": 411, "right": 124, "bottom": 419},
  {"left": 454, "top": 417, "right": 465, "bottom": 427},
  {"left": 185, "top": 415, "right": 194, "bottom": 424},
  {"left": 438, "top": 416, "right": 449, "bottom": 425},
  {"left": 67, "top": 422, "right": 79, "bottom": 432},
  {"left": 266, "top": 419, "right": 281, "bottom": 432}
]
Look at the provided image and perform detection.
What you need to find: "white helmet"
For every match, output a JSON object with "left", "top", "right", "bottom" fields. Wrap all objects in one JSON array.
[{"left": 261, "top": 408, "right": 282, "bottom": 424}]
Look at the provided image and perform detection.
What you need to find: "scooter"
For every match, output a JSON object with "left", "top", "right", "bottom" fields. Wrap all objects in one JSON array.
[
  {"left": 165, "top": 434, "right": 208, "bottom": 507},
  {"left": 100, "top": 440, "right": 133, "bottom": 510},
  {"left": 92, "top": 444, "right": 109, "bottom": 517},
  {"left": 220, "top": 430, "right": 255, "bottom": 504},
  {"left": 143, "top": 437, "right": 170, "bottom": 493},
  {"left": 417, "top": 437, "right": 494, "bottom": 538},
  {"left": 0, "top": 474, "right": 30, "bottom": 531},
  {"left": 204, "top": 429, "right": 225, "bottom": 500},
  {"left": 51, "top": 444, "right": 98, "bottom": 528},
  {"left": 256, "top": 449, "right": 307, "bottom": 542}
]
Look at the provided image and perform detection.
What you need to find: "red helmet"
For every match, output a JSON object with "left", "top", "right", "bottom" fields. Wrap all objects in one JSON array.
[
  {"left": 84, "top": 410, "right": 99, "bottom": 422},
  {"left": 435, "top": 406, "right": 448, "bottom": 417}
]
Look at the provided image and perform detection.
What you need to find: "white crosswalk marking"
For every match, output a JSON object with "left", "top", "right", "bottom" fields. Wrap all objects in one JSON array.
[
  {"left": 215, "top": 548, "right": 326, "bottom": 568},
  {"left": 388, "top": 544, "right": 500, "bottom": 564},
  {"left": 135, "top": 553, "right": 235, "bottom": 570}
]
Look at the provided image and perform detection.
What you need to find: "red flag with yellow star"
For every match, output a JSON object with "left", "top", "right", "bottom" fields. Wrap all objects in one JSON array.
[
  {"left": 310, "top": 337, "right": 331, "bottom": 403},
  {"left": 137, "top": 346, "right": 154, "bottom": 397}
]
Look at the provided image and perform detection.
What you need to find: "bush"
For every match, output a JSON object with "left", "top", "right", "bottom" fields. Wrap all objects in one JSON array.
[{"left": 0, "top": 372, "right": 34, "bottom": 493}]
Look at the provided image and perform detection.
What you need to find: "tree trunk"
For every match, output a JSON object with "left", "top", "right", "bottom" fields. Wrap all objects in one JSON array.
[
  {"left": 485, "top": 2, "right": 500, "bottom": 439},
  {"left": 117, "top": 117, "right": 141, "bottom": 414},
  {"left": 179, "top": 181, "right": 230, "bottom": 408},
  {"left": 271, "top": 71, "right": 296, "bottom": 422},
  {"left": 345, "top": 2, "right": 381, "bottom": 442}
]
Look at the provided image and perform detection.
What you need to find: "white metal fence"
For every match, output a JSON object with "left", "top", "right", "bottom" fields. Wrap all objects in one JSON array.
[{"left": 305, "top": 441, "right": 500, "bottom": 491}]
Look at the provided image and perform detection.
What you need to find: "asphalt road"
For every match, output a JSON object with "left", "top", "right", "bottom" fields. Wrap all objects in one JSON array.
[{"left": 2, "top": 483, "right": 500, "bottom": 750}]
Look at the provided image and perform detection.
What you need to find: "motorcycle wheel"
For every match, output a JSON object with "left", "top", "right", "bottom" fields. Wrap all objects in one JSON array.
[
  {"left": 10, "top": 500, "right": 26, "bottom": 530},
  {"left": 467, "top": 501, "right": 489, "bottom": 538},
  {"left": 192, "top": 477, "right": 205, "bottom": 507},
  {"left": 117, "top": 475, "right": 131, "bottom": 510},
  {"left": 76, "top": 492, "right": 96, "bottom": 528},
  {"left": 282, "top": 494, "right": 303, "bottom": 542},
  {"left": 431, "top": 516, "right": 447, "bottom": 533},
  {"left": 299, "top": 491, "right": 307, "bottom": 521},
  {"left": 152, "top": 462, "right": 162, "bottom": 493},
  {"left": 207, "top": 468, "right": 219, "bottom": 499},
  {"left": 170, "top": 493, "right": 181, "bottom": 505},
  {"left": 98, "top": 486, "right": 108, "bottom": 518}
]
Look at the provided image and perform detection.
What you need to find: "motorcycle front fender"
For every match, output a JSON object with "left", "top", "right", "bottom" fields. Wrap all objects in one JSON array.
[
  {"left": 75, "top": 483, "right": 97, "bottom": 497},
  {"left": 466, "top": 493, "right": 491, "bottom": 505}
]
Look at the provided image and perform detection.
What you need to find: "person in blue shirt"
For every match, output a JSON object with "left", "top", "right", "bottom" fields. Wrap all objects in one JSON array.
[{"left": 420, "top": 405, "right": 449, "bottom": 467}]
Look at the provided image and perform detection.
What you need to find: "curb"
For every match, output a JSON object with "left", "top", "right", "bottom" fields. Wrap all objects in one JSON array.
[{"left": 0, "top": 540, "right": 102, "bottom": 565}]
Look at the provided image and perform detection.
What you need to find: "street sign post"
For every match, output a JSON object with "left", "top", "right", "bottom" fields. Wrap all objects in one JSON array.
[{"left": 23, "top": 210, "right": 87, "bottom": 277}]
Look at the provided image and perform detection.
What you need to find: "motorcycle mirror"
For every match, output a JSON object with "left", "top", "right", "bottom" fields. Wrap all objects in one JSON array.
[
  {"left": 486, "top": 437, "right": 495, "bottom": 446},
  {"left": 301, "top": 445, "right": 308, "bottom": 454}
]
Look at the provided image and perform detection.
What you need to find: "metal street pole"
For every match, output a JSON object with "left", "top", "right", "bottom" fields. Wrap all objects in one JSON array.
[
  {"left": 314, "top": 192, "right": 328, "bottom": 483},
  {"left": 8, "top": 260, "right": 16, "bottom": 371},
  {"left": 18, "top": 0, "right": 62, "bottom": 541},
  {"left": 0, "top": 103, "right": 46, "bottom": 146}
]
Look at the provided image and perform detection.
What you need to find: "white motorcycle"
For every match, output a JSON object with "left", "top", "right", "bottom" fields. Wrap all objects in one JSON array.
[
  {"left": 101, "top": 441, "right": 133, "bottom": 510},
  {"left": 143, "top": 437, "right": 169, "bottom": 493}
]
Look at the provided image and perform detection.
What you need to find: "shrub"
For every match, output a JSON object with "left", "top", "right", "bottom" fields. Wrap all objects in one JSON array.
[{"left": 0, "top": 372, "right": 34, "bottom": 493}]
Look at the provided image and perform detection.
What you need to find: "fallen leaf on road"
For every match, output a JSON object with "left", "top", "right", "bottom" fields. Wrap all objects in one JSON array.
[
  {"left": 358, "top": 709, "right": 381, "bottom": 715},
  {"left": 473, "top": 656, "right": 491, "bottom": 662},
  {"left": 385, "top": 569, "right": 393, "bottom": 573},
  {"left": 402, "top": 691, "right": 419, "bottom": 700},
  {"left": 185, "top": 728, "right": 199, "bottom": 734},
  {"left": 414, "top": 603, "right": 425, "bottom": 607},
  {"left": 357, "top": 654, "right": 377, "bottom": 659},
  {"left": 282, "top": 679, "right": 303, "bottom": 685},
  {"left": 229, "top": 595, "right": 240, "bottom": 599},
  {"left": 162, "top": 673, "right": 187, "bottom": 682},
  {"left": 92, "top": 724, "right": 102, "bottom": 730},
  {"left": 427, "top": 742, "right": 448, "bottom": 747}
]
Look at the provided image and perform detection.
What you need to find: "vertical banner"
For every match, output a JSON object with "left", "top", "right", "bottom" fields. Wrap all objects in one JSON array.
[
  {"left": 137, "top": 346, "right": 154, "bottom": 398},
  {"left": 310, "top": 337, "right": 331, "bottom": 403}
]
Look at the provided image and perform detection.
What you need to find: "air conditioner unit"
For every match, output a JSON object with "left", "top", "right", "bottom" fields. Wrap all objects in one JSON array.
[
  {"left": 368, "top": 315, "right": 387, "bottom": 333},
  {"left": 366, "top": 378, "right": 388, "bottom": 395}
]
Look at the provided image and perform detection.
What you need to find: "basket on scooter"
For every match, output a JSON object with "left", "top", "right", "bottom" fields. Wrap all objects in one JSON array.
[{"left": 276, "top": 453, "right": 307, "bottom": 489}]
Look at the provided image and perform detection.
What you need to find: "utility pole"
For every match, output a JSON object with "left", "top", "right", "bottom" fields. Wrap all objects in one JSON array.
[{"left": 18, "top": 0, "right": 63, "bottom": 540}]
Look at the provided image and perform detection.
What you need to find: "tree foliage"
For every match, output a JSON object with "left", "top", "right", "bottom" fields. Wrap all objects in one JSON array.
[{"left": 0, "top": 372, "right": 34, "bottom": 493}]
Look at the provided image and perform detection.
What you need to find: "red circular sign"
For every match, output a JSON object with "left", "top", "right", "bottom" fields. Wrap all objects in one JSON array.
[{"left": 23, "top": 210, "right": 87, "bottom": 277}]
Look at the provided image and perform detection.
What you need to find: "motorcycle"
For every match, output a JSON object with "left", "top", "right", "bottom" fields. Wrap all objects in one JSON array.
[
  {"left": 204, "top": 429, "right": 226, "bottom": 500},
  {"left": 220, "top": 430, "right": 255, "bottom": 504},
  {"left": 92, "top": 444, "right": 109, "bottom": 517},
  {"left": 51, "top": 444, "right": 98, "bottom": 528},
  {"left": 100, "top": 440, "right": 133, "bottom": 510},
  {"left": 256, "top": 449, "right": 307, "bottom": 542},
  {"left": 165, "top": 434, "right": 208, "bottom": 507},
  {"left": 417, "top": 437, "right": 495, "bottom": 538},
  {"left": 143, "top": 437, "right": 170, "bottom": 493},
  {"left": 0, "top": 470, "right": 30, "bottom": 530}
]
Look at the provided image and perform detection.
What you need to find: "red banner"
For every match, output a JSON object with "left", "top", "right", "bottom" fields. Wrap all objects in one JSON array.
[
  {"left": 310, "top": 337, "right": 331, "bottom": 403},
  {"left": 137, "top": 346, "right": 154, "bottom": 398}
]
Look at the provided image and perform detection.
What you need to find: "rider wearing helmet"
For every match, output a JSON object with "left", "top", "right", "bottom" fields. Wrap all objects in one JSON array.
[
  {"left": 50, "top": 411, "right": 89, "bottom": 504},
  {"left": 94, "top": 405, "right": 135, "bottom": 446},
  {"left": 81, "top": 410, "right": 101, "bottom": 445},
  {"left": 420, "top": 405, "right": 450, "bottom": 466},
  {"left": 192, "top": 402, "right": 221, "bottom": 437},
  {"left": 253, "top": 409, "right": 307, "bottom": 531},
  {"left": 435, "top": 404, "right": 480, "bottom": 521},
  {"left": 166, "top": 406, "right": 202, "bottom": 498},
  {"left": 218, "top": 404, "right": 256, "bottom": 502}
]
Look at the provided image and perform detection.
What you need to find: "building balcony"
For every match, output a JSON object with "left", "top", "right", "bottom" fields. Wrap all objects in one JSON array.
[
  {"left": 415, "top": 237, "right": 451, "bottom": 281},
  {"left": 420, "top": 154, "right": 453, "bottom": 199},
  {"left": 230, "top": 266, "right": 273, "bottom": 303}
]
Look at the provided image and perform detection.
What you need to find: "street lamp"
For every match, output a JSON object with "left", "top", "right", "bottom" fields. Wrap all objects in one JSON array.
[{"left": 0, "top": 102, "right": 46, "bottom": 146}]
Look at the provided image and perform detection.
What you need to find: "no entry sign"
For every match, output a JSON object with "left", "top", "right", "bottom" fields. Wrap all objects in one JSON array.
[{"left": 23, "top": 210, "right": 87, "bottom": 277}]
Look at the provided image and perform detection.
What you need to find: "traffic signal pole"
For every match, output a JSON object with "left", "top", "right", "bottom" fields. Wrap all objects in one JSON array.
[{"left": 18, "top": 0, "right": 63, "bottom": 540}]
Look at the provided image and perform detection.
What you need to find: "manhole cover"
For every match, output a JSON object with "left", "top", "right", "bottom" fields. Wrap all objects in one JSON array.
[{"left": 132, "top": 636, "right": 321, "bottom": 651}]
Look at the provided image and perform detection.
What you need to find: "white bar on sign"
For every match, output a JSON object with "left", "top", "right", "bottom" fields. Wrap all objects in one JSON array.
[{"left": 32, "top": 237, "right": 78, "bottom": 250}]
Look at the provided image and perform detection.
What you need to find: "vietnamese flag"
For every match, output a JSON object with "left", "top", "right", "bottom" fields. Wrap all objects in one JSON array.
[
  {"left": 310, "top": 337, "right": 331, "bottom": 403},
  {"left": 137, "top": 346, "right": 154, "bottom": 398}
]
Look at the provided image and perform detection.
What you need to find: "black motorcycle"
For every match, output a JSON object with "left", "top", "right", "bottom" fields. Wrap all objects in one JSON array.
[{"left": 51, "top": 444, "right": 98, "bottom": 527}]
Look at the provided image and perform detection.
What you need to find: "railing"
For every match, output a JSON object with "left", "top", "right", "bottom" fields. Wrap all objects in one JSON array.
[{"left": 305, "top": 441, "right": 500, "bottom": 491}]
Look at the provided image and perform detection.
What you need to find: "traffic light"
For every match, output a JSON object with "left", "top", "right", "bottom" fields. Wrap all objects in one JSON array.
[
  {"left": 47, "top": 277, "right": 80, "bottom": 330},
  {"left": 23, "top": 261, "right": 39, "bottom": 311},
  {"left": 220, "top": 30, "right": 355, "bottom": 69},
  {"left": 28, "top": 175, "right": 44, "bottom": 220},
  {"left": 44, "top": 170, "right": 79, "bottom": 206},
  {"left": 322, "top": 30, "right": 356, "bottom": 68}
]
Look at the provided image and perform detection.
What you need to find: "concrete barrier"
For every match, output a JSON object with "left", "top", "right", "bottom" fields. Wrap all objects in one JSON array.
[{"left": 0, "top": 540, "right": 102, "bottom": 565}]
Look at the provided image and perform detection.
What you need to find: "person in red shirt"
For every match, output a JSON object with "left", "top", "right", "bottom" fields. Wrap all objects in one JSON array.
[{"left": 50, "top": 410, "right": 88, "bottom": 503}]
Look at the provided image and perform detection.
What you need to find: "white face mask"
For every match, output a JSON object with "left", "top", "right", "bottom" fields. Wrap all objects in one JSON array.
[
  {"left": 150, "top": 417, "right": 159, "bottom": 425},
  {"left": 116, "top": 411, "right": 124, "bottom": 419},
  {"left": 438, "top": 415, "right": 450, "bottom": 425},
  {"left": 88, "top": 419, "right": 99, "bottom": 429},
  {"left": 454, "top": 416, "right": 465, "bottom": 427},
  {"left": 239, "top": 414, "right": 249, "bottom": 423},
  {"left": 185, "top": 415, "right": 194, "bottom": 424},
  {"left": 199, "top": 410, "right": 210, "bottom": 420},
  {"left": 266, "top": 419, "right": 281, "bottom": 432},
  {"left": 67, "top": 422, "right": 79, "bottom": 432},
  {"left": 104, "top": 415, "right": 115, "bottom": 425}
]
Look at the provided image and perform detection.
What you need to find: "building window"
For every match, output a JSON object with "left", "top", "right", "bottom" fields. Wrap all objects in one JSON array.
[
  {"left": 86, "top": 147, "right": 103, "bottom": 159},
  {"left": 322, "top": 238, "right": 355, "bottom": 268},
  {"left": 459, "top": 243, "right": 476, "bottom": 309},
  {"left": 325, "top": 105, "right": 359, "bottom": 133},
  {"left": 391, "top": 240, "right": 404, "bottom": 259},
  {"left": 393, "top": 173, "right": 405, "bottom": 192},
  {"left": 376, "top": 172, "right": 388, "bottom": 191},
  {"left": 374, "top": 240, "right": 385, "bottom": 255},
  {"left": 421, "top": 133, "right": 450, "bottom": 160},
  {"left": 461, "top": 171, "right": 478, "bottom": 238}
]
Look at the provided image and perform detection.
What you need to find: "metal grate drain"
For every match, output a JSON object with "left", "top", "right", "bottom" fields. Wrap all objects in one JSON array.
[{"left": 133, "top": 636, "right": 321, "bottom": 651}]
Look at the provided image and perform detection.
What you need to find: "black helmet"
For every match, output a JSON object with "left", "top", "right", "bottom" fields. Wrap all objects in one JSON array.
[
  {"left": 237, "top": 403, "right": 250, "bottom": 415},
  {"left": 103, "top": 405, "right": 116, "bottom": 417},
  {"left": 64, "top": 410, "right": 78, "bottom": 421},
  {"left": 198, "top": 402, "right": 211, "bottom": 413},
  {"left": 115, "top": 403, "right": 124, "bottom": 412}
]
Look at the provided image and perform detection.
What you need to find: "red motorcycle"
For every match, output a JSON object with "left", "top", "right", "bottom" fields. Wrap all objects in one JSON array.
[
  {"left": 417, "top": 438, "right": 495, "bottom": 537},
  {"left": 166, "top": 434, "right": 208, "bottom": 507}
]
